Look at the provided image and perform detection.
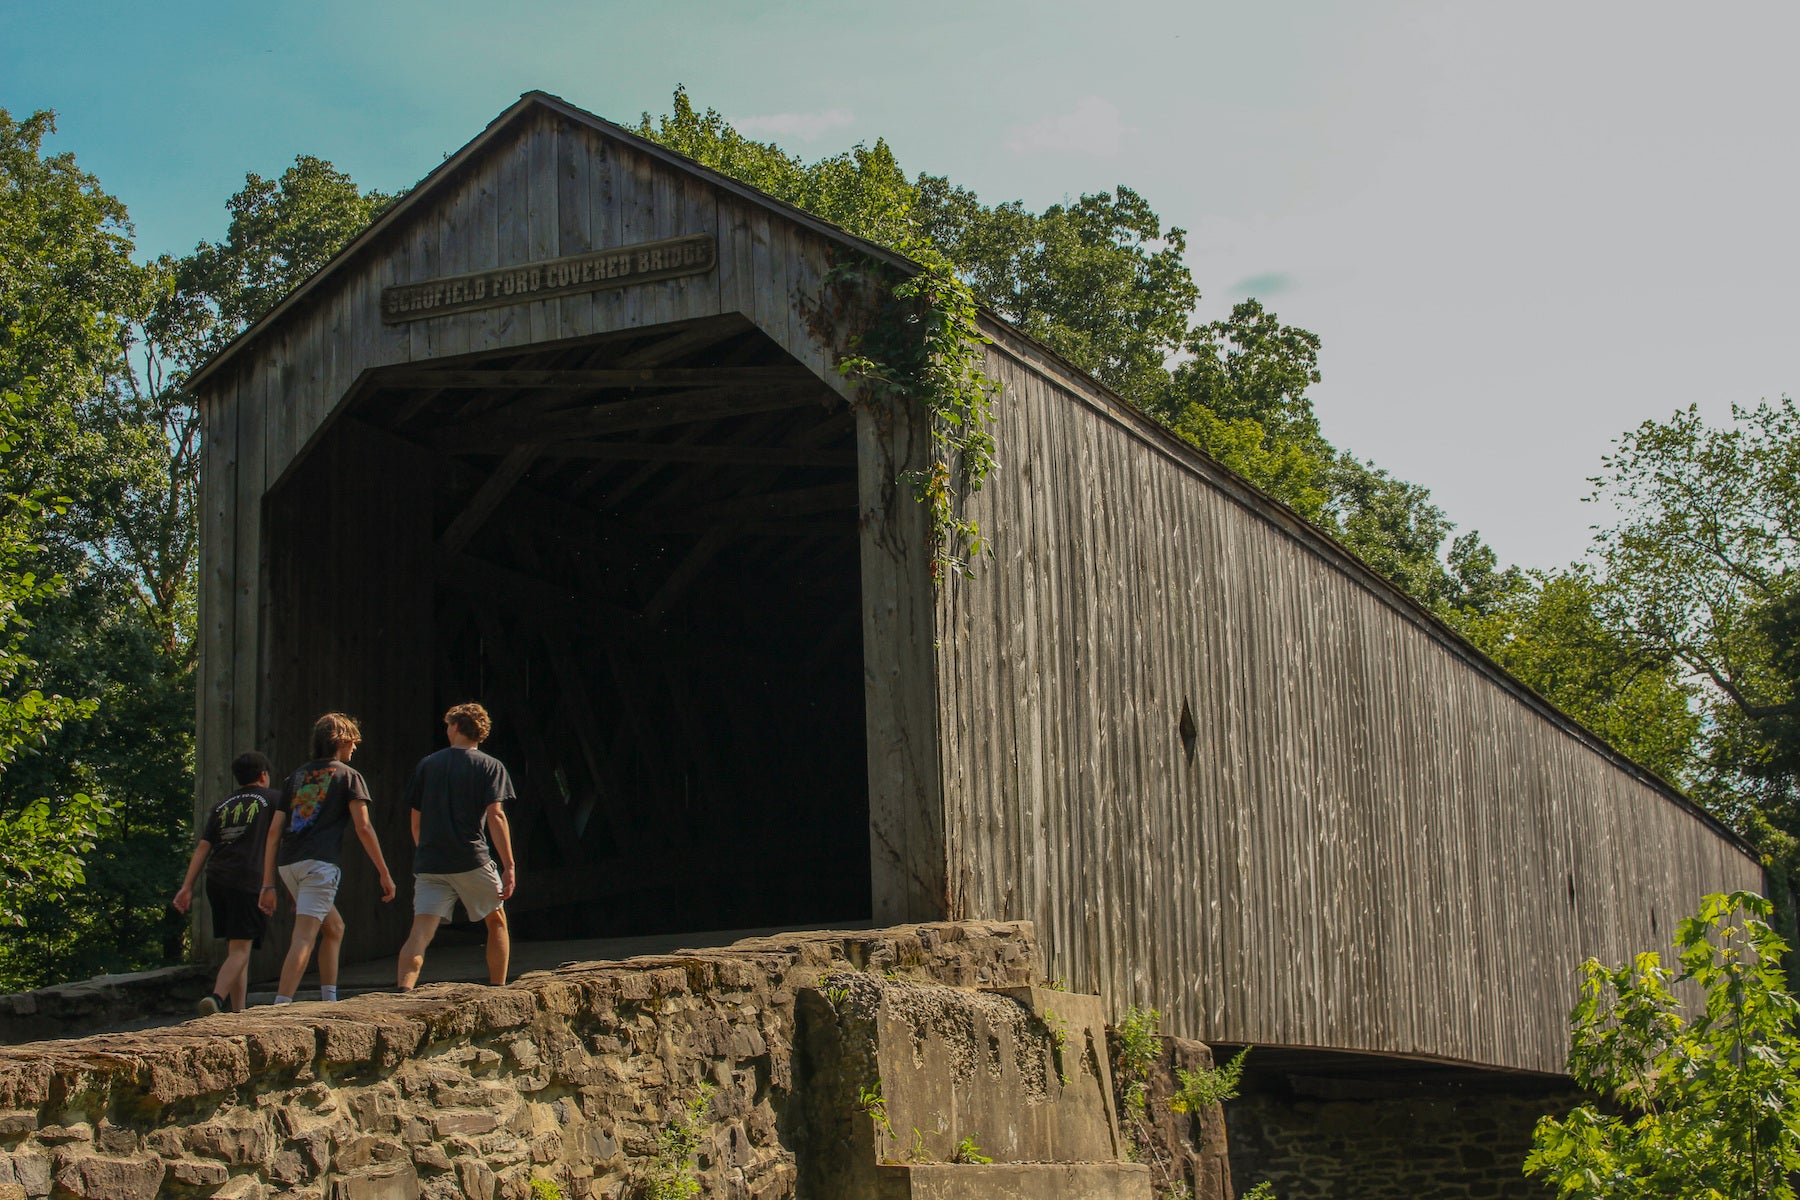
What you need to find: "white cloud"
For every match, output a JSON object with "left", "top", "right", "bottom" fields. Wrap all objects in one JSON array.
[
  {"left": 1005, "top": 96, "right": 1127, "bottom": 156},
  {"left": 736, "top": 108, "right": 855, "bottom": 142}
]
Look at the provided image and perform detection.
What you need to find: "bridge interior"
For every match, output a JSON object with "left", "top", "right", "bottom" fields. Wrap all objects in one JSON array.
[{"left": 260, "top": 314, "right": 872, "bottom": 960}]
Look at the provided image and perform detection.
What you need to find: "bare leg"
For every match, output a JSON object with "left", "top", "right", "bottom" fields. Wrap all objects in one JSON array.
[
  {"left": 215, "top": 940, "right": 253, "bottom": 1011},
  {"left": 316, "top": 907, "right": 345, "bottom": 987},
  {"left": 277, "top": 916, "right": 323, "bottom": 1000},
  {"left": 397, "top": 914, "right": 443, "bottom": 990},
  {"left": 484, "top": 907, "right": 510, "bottom": 986}
]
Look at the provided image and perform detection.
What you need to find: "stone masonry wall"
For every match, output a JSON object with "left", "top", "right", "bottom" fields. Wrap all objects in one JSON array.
[
  {"left": 1224, "top": 1081, "right": 1585, "bottom": 1200},
  {"left": 0, "top": 923, "right": 1041, "bottom": 1200},
  {"left": 0, "top": 966, "right": 208, "bottom": 1045}
]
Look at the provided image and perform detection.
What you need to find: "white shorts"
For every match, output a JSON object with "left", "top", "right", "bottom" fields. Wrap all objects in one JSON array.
[
  {"left": 414, "top": 863, "right": 505, "bottom": 923},
  {"left": 277, "top": 859, "right": 343, "bottom": 921}
]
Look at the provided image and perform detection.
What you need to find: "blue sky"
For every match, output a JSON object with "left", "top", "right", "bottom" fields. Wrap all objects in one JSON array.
[{"left": 7, "top": 0, "right": 1796, "bottom": 569}]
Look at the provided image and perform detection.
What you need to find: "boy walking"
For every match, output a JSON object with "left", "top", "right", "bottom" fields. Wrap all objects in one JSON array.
[
  {"left": 172, "top": 751, "right": 279, "bottom": 1015},
  {"left": 260, "top": 712, "right": 396, "bottom": 1004},
  {"left": 396, "top": 703, "right": 517, "bottom": 989}
]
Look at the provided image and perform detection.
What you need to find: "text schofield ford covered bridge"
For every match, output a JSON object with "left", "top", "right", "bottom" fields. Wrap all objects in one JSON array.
[{"left": 188, "top": 91, "right": 1762, "bottom": 1078}]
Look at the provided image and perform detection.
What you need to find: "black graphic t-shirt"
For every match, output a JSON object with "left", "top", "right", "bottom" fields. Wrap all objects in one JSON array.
[
  {"left": 276, "top": 759, "right": 371, "bottom": 867},
  {"left": 406, "top": 746, "right": 516, "bottom": 874},
  {"left": 201, "top": 784, "right": 279, "bottom": 894}
]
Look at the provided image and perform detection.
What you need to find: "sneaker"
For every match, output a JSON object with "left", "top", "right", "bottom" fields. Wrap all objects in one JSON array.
[{"left": 196, "top": 993, "right": 225, "bottom": 1017}]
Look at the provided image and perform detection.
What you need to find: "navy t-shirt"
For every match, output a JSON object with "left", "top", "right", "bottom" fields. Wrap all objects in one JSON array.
[
  {"left": 406, "top": 746, "right": 515, "bottom": 874},
  {"left": 277, "top": 759, "right": 371, "bottom": 866}
]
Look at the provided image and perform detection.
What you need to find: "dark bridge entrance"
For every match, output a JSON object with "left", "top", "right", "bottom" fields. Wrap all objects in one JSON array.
[{"left": 261, "top": 314, "right": 871, "bottom": 959}]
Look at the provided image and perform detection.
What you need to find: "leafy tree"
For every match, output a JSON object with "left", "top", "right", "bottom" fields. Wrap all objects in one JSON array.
[
  {"left": 639, "top": 89, "right": 1198, "bottom": 409},
  {"left": 1526, "top": 891, "right": 1800, "bottom": 1199},
  {"left": 638, "top": 90, "right": 1500, "bottom": 616},
  {"left": 0, "top": 111, "right": 141, "bottom": 411},
  {"left": 636, "top": 87, "right": 916, "bottom": 250},
  {"left": 1589, "top": 399, "right": 1799, "bottom": 840},
  {"left": 0, "top": 387, "right": 111, "bottom": 933},
  {"left": 920, "top": 180, "right": 1197, "bottom": 405},
  {"left": 0, "top": 112, "right": 391, "bottom": 987},
  {"left": 1459, "top": 568, "right": 1699, "bottom": 785},
  {"left": 1150, "top": 299, "right": 1333, "bottom": 519}
]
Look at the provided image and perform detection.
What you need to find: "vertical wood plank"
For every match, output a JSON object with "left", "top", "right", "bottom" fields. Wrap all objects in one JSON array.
[
  {"left": 556, "top": 119, "right": 593, "bottom": 343},
  {"left": 228, "top": 359, "right": 267, "bottom": 767},
  {"left": 527, "top": 111, "right": 561, "bottom": 341}
]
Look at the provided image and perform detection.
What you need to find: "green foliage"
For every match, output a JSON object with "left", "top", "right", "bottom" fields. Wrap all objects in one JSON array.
[
  {"left": 0, "top": 111, "right": 142, "bottom": 410},
  {"left": 637, "top": 89, "right": 1533, "bottom": 612},
  {"left": 1460, "top": 569, "right": 1700, "bottom": 785},
  {"left": 643, "top": 1084, "right": 714, "bottom": 1200},
  {"left": 1239, "top": 1183, "right": 1278, "bottom": 1200},
  {"left": 0, "top": 380, "right": 112, "bottom": 934},
  {"left": 1152, "top": 300, "right": 1332, "bottom": 519},
  {"left": 856, "top": 1080, "right": 895, "bottom": 1149},
  {"left": 1169, "top": 1046, "right": 1250, "bottom": 1116},
  {"left": 527, "top": 1179, "right": 563, "bottom": 1200},
  {"left": 637, "top": 86, "right": 916, "bottom": 249},
  {"left": 1526, "top": 892, "right": 1800, "bottom": 1199},
  {"left": 950, "top": 1134, "right": 992, "bottom": 1164},
  {"left": 0, "top": 107, "right": 390, "bottom": 988},
  {"left": 1589, "top": 399, "right": 1800, "bottom": 838},
  {"left": 1114, "top": 1005, "right": 1163, "bottom": 1093},
  {"left": 1112, "top": 1006, "right": 1161, "bottom": 1163},
  {"left": 156, "top": 156, "right": 395, "bottom": 363},
  {"left": 921, "top": 179, "right": 1197, "bottom": 405},
  {"left": 640, "top": 90, "right": 1002, "bottom": 580},
  {"left": 835, "top": 246, "right": 1001, "bottom": 580}
]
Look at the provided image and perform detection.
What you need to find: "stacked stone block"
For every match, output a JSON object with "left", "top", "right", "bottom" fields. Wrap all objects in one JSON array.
[{"left": 0, "top": 923, "right": 1038, "bottom": 1199}]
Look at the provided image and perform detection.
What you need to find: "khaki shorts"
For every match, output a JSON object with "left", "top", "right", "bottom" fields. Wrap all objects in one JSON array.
[
  {"left": 277, "top": 859, "right": 342, "bottom": 921},
  {"left": 414, "top": 863, "right": 505, "bottom": 923}
]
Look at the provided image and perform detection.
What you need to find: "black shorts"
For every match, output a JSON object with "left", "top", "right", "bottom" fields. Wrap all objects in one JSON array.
[{"left": 208, "top": 886, "right": 267, "bottom": 946}]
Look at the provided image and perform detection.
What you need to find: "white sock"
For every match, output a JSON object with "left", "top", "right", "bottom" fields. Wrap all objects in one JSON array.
[
  {"left": 274, "top": 995, "right": 293, "bottom": 1005},
  {"left": 319, "top": 985, "right": 338, "bottom": 1002}
]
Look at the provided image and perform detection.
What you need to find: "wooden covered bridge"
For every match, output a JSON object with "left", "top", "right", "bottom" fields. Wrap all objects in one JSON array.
[{"left": 189, "top": 92, "right": 1762, "bottom": 1080}]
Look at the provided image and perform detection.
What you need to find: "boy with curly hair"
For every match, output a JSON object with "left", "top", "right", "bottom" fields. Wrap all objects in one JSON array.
[{"left": 396, "top": 702, "right": 517, "bottom": 989}]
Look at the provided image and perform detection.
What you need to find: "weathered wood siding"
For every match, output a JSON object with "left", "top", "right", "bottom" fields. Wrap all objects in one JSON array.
[
  {"left": 192, "top": 101, "right": 945, "bottom": 949},
  {"left": 935, "top": 330, "right": 1765, "bottom": 1075}
]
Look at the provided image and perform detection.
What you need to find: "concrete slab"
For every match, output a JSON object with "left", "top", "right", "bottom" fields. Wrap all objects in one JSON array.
[{"left": 876, "top": 1162, "right": 1153, "bottom": 1200}]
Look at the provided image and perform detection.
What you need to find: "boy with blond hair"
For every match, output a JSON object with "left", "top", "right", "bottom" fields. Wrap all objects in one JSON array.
[{"left": 260, "top": 712, "right": 396, "bottom": 1004}]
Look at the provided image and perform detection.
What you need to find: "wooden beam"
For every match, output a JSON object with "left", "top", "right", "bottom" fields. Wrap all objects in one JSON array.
[
  {"left": 536, "top": 625, "right": 637, "bottom": 849},
  {"left": 376, "top": 366, "right": 816, "bottom": 390},
  {"left": 581, "top": 426, "right": 702, "bottom": 505},
  {"left": 610, "top": 318, "right": 755, "bottom": 368},
  {"left": 431, "top": 387, "right": 830, "bottom": 453},
  {"left": 439, "top": 442, "right": 542, "bottom": 554},
  {"left": 539, "top": 442, "right": 852, "bottom": 468}
]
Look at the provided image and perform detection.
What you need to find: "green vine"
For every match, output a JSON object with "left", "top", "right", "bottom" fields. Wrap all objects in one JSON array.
[{"left": 832, "top": 244, "right": 1002, "bottom": 581}]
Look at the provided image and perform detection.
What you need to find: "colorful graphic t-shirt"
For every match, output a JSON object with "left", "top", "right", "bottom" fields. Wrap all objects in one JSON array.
[
  {"left": 276, "top": 759, "right": 371, "bottom": 866},
  {"left": 201, "top": 784, "right": 279, "bottom": 893}
]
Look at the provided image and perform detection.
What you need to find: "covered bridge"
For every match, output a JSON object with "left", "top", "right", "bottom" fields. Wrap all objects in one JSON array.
[{"left": 189, "top": 92, "right": 1763, "bottom": 1079}]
